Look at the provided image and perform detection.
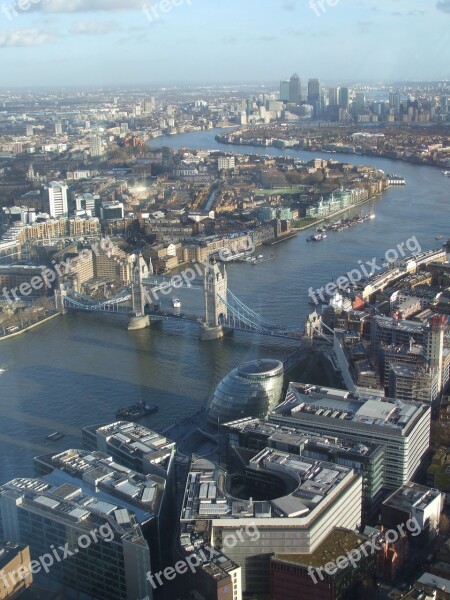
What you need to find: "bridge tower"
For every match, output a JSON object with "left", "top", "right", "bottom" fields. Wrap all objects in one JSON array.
[
  {"left": 54, "top": 286, "right": 67, "bottom": 314},
  {"left": 201, "top": 260, "right": 228, "bottom": 341},
  {"left": 128, "top": 255, "right": 150, "bottom": 331}
]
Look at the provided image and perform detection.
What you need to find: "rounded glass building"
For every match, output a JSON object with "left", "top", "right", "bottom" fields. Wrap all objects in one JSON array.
[{"left": 207, "top": 359, "right": 284, "bottom": 426}]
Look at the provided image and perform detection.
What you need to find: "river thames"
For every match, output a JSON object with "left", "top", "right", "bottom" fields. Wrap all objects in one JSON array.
[{"left": 0, "top": 129, "right": 448, "bottom": 481}]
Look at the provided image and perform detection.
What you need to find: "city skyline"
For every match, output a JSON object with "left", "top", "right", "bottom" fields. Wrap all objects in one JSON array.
[{"left": 0, "top": 0, "right": 449, "bottom": 87}]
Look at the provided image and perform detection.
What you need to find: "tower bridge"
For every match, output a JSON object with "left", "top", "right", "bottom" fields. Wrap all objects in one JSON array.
[{"left": 56, "top": 258, "right": 307, "bottom": 342}]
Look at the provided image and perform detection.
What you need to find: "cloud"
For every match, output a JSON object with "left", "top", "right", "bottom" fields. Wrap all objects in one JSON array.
[
  {"left": 70, "top": 21, "right": 119, "bottom": 34},
  {"left": 0, "top": 28, "right": 55, "bottom": 47},
  {"left": 17, "top": 0, "right": 144, "bottom": 13},
  {"left": 436, "top": 0, "right": 450, "bottom": 12}
]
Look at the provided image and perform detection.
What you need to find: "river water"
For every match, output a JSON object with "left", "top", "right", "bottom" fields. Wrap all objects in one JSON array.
[{"left": 0, "top": 129, "right": 448, "bottom": 482}]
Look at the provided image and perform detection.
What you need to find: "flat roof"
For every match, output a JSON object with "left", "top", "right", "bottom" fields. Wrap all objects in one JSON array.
[
  {"left": 273, "top": 528, "right": 367, "bottom": 568},
  {"left": 34, "top": 449, "right": 164, "bottom": 518},
  {"left": 223, "top": 418, "right": 382, "bottom": 458},
  {"left": 181, "top": 448, "right": 354, "bottom": 522},
  {"left": 383, "top": 482, "right": 442, "bottom": 513},
  {"left": 272, "top": 383, "right": 425, "bottom": 429}
]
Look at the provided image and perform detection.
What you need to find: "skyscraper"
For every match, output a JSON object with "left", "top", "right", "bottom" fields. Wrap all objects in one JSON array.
[
  {"left": 289, "top": 73, "right": 301, "bottom": 104},
  {"left": 90, "top": 135, "right": 104, "bottom": 158},
  {"left": 280, "top": 79, "right": 290, "bottom": 102},
  {"left": 389, "top": 91, "right": 401, "bottom": 114},
  {"left": 353, "top": 92, "right": 366, "bottom": 115},
  {"left": 46, "top": 181, "right": 68, "bottom": 219},
  {"left": 55, "top": 122, "right": 63, "bottom": 135},
  {"left": 307, "top": 78, "right": 320, "bottom": 104},
  {"left": 339, "top": 87, "right": 350, "bottom": 110},
  {"left": 329, "top": 86, "right": 340, "bottom": 106}
]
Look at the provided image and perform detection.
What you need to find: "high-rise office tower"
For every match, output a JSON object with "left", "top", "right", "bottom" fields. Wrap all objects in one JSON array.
[
  {"left": 339, "top": 87, "right": 350, "bottom": 109},
  {"left": 353, "top": 92, "right": 366, "bottom": 115},
  {"left": 46, "top": 181, "right": 68, "bottom": 219},
  {"left": 389, "top": 91, "right": 401, "bottom": 114},
  {"left": 280, "top": 79, "right": 290, "bottom": 102},
  {"left": 55, "top": 122, "right": 63, "bottom": 135},
  {"left": 289, "top": 73, "right": 301, "bottom": 104},
  {"left": 307, "top": 78, "right": 320, "bottom": 104},
  {"left": 329, "top": 86, "right": 340, "bottom": 106},
  {"left": 308, "top": 79, "right": 321, "bottom": 117}
]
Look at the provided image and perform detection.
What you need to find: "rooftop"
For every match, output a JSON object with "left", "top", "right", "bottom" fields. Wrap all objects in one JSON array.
[
  {"left": 223, "top": 417, "right": 382, "bottom": 458},
  {"left": 34, "top": 449, "right": 165, "bottom": 517},
  {"left": 383, "top": 482, "right": 443, "bottom": 513},
  {"left": 272, "top": 383, "right": 425, "bottom": 430},
  {"left": 84, "top": 421, "right": 175, "bottom": 473},
  {"left": 273, "top": 528, "right": 367, "bottom": 568},
  {"left": 0, "top": 478, "right": 147, "bottom": 545},
  {"left": 180, "top": 448, "right": 355, "bottom": 523}
]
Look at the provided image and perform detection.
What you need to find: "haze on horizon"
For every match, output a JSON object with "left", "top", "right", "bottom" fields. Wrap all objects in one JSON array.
[{"left": 0, "top": 0, "right": 449, "bottom": 88}]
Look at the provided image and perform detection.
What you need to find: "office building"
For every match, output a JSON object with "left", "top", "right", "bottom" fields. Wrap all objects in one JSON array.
[
  {"left": 329, "top": 87, "right": 340, "bottom": 106},
  {"left": 389, "top": 364, "right": 440, "bottom": 404},
  {"left": 82, "top": 421, "right": 176, "bottom": 482},
  {"left": 307, "top": 78, "right": 320, "bottom": 104},
  {"left": 192, "top": 551, "right": 242, "bottom": 600},
  {"left": 0, "top": 478, "right": 153, "bottom": 600},
  {"left": 207, "top": 359, "right": 284, "bottom": 426},
  {"left": 381, "top": 482, "right": 444, "bottom": 542},
  {"left": 353, "top": 92, "right": 366, "bottom": 115},
  {"left": 389, "top": 91, "right": 401, "bottom": 114},
  {"left": 223, "top": 417, "right": 384, "bottom": 523},
  {"left": 289, "top": 73, "right": 301, "bottom": 104},
  {"left": 280, "top": 80, "right": 290, "bottom": 102},
  {"left": 372, "top": 315, "right": 448, "bottom": 395},
  {"left": 100, "top": 201, "right": 124, "bottom": 221},
  {"left": 55, "top": 122, "right": 63, "bottom": 135},
  {"left": 270, "top": 528, "right": 376, "bottom": 600},
  {"left": 307, "top": 78, "right": 321, "bottom": 117},
  {"left": 333, "top": 330, "right": 383, "bottom": 395},
  {"left": 45, "top": 182, "right": 68, "bottom": 219},
  {"left": 34, "top": 448, "right": 169, "bottom": 570},
  {"left": 339, "top": 87, "right": 350, "bottom": 109},
  {"left": 0, "top": 542, "right": 32, "bottom": 599},
  {"left": 180, "top": 452, "right": 362, "bottom": 594},
  {"left": 270, "top": 383, "right": 430, "bottom": 490}
]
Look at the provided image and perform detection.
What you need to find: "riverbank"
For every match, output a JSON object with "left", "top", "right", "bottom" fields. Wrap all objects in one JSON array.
[
  {"left": 0, "top": 312, "right": 60, "bottom": 342},
  {"left": 215, "top": 132, "right": 449, "bottom": 169}
]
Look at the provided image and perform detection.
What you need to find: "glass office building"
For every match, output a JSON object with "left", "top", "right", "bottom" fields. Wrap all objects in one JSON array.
[{"left": 207, "top": 359, "right": 284, "bottom": 426}]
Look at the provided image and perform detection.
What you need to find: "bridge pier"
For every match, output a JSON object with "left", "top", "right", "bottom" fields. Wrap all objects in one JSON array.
[
  {"left": 200, "top": 323, "right": 226, "bottom": 341},
  {"left": 128, "top": 313, "right": 150, "bottom": 331}
]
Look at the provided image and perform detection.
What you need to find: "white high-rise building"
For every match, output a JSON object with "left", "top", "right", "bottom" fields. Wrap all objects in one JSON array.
[
  {"left": 55, "top": 122, "right": 63, "bottom": 135},
  {"left": 46, "top": 181, "right": 68, "bottom": 219},
  {"left": 90, "top": 135, "right": 104, "bottom": 158}
]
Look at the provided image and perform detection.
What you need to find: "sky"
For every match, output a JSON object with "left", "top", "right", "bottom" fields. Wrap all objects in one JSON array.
[{"left": 0, "top": 0, "right": 449, "bottom": 88}]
